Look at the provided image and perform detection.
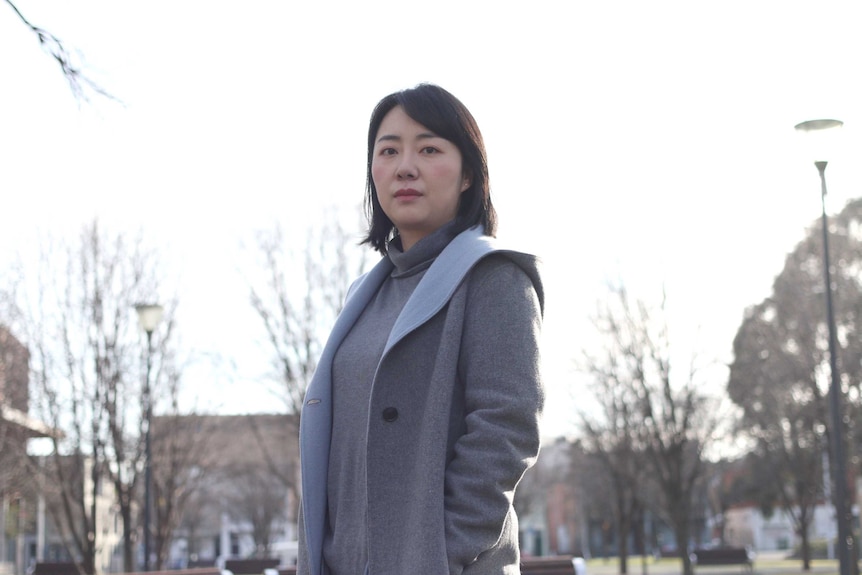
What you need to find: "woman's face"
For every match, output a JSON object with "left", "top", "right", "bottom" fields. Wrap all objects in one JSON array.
[{"left": 372, "top": 106, "right": 469, "bottom": 251}]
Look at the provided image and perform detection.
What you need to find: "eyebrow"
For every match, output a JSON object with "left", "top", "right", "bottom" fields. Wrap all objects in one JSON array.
[{"left": 376, "top": 132, "right": 440, "bottom": 144}]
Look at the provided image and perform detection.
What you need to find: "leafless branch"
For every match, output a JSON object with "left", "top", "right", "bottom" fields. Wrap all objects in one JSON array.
[{"left": 4, "top": 0, "right": 117, "bottom": 102}]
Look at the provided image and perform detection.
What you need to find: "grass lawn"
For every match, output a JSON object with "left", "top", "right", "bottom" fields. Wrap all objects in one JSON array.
[{"left": 582, "top": 554, "right": 842, "bottom": 575}]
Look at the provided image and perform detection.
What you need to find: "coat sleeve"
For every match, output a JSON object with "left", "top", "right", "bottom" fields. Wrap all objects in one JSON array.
[{"left": 444, "top": 255, "right": 544, "bottom": 573}]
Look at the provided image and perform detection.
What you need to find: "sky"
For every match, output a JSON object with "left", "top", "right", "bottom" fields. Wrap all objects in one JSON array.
[{"left": 3, "top": 0, "right": 862, "bottom": 439}]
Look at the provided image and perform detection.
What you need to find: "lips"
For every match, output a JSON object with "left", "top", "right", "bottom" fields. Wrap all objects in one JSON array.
[{"left": 394, "top": 188, "right": 422, "bottom": 198}]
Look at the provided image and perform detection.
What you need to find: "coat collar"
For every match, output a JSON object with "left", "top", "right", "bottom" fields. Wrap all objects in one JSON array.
[
  {"left": 338, "top": 225, "right": 498, "bottom": 356},
  {"left": 384, "top": 226, "right": 497, "bottom": 354}
]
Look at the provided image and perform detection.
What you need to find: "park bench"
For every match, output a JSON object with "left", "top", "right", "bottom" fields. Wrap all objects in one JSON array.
[
  {"left": 691, "top": 547, "right": 754, "bottom": 571},
  {"left": 124, "top": 568, "right": 221, "bottom": 575},
  {"left": 34, "top": 566, "right": 221, "bottom": 575},
  {"left": 223, "top": 559, "right": 280, "bottom": 574},
  {"left": 31, "top": 562, "right": 79, "bottom": 575},
  {"left": 521, "top": 555, "right": 578, "bottom": 575}
]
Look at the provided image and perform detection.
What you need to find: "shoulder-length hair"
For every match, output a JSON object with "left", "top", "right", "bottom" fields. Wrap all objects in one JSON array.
[{"left": 362, "top": 84, "right": 497, "bottom": 254}]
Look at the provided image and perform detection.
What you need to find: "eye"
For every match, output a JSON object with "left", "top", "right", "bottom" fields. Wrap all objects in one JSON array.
[
  {"left": 378, "top": 147, "right": 397, "bottom": 156},
  {"left": 421, "top": 146, "right": 440, "bottom": 154}
]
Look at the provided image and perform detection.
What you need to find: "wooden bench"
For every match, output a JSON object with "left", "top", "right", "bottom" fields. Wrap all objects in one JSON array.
[
  {"left": 123, "top": 568, "right": 221, "bottom": 575},
  {"left": 223, "top": 559, "right": 280, "bottom": 574},
  {"left": 49, "top": 567, "right": 220, "bottom": 575},
  {"left": 32, "top": 563, "right": 79, "bottom": 575},
  {"left": 691, "top": 547, "right": 754, "bottom": 571},
  {"left": 521, "top": 555, "right": 577, "bottom": 575}
]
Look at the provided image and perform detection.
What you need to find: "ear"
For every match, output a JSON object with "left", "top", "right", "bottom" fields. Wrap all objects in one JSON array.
[{"left": 460, "top": 173, "right": 472, "bottom": 192}]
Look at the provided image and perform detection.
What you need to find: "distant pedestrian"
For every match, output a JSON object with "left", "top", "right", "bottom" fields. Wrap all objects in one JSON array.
[{"left": 297, "top": 83, "right": 545, "bottom": 575}]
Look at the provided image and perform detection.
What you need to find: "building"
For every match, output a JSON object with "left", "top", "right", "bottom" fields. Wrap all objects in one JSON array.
[
  {"left": 517, "top": 438, "right": 588, "bottom": 558},
  {"left": 2, "top": 324, "right": 303, "bottom": 573},
  {"left": 724, "top": 500, "right": 860, "bottom": 554},
  {"left": 152, "top": 413, "right": 300, "bottom": 569},
  {"left": 0, "top": 326, "right": 59, "bottom": 575},
  {"left": 1, "top": 327, "right": 120, "bottom": 575},
  {"left": 517, "top": 436, "right": 704, "bottom": 561}
]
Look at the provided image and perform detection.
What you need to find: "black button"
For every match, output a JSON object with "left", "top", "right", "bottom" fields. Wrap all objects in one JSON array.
[{"left": 382, "top": 407, "right": 399, "bottom": 422}]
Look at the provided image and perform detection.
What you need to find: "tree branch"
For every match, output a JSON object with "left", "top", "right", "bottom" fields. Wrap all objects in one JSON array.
[{"left": 5, "top": 0, "right": 116, "bottom": 102}]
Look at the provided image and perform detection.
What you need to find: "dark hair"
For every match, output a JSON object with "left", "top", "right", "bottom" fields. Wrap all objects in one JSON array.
[{"left": 362, "top": 83, "right": 497, "bottom": 254}]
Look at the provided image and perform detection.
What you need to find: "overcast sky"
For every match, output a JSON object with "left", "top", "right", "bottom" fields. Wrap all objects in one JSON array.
[{"left": 3, "top": 0, "right": 862, "bottom": 438}]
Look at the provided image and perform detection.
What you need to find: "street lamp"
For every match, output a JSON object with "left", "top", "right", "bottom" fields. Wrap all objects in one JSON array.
[
  {"left": 135, "top": 303, "right": 163, "bottom": 572},
  {"left": 794, "top": 119, "right": 853, "bottom": 575}
]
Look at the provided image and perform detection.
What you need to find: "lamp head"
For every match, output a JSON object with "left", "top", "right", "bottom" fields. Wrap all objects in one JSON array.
[
  {"left": 794, "top": 119, "right": 844, "bottom": 132},
  {"left": 794, "top": 119, "right": 844, "bottom": 163},
  {"left": 135, "top": 304, "right": 164, "bottom": 334}
]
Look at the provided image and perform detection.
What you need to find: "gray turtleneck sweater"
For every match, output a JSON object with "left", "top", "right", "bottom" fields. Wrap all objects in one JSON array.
[{"left": 323, "top": 223, "right": 457, "bottom": 574}]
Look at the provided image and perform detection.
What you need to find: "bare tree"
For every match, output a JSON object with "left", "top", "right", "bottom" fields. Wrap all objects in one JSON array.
[
  {"left": 223, "top": 463, "right": 289, "bottom": 558},
  {"left": 249, "top": 218, "right": 364, "bottom": 422},
  {"left": 151, "top": 396, "right": 217, "bottom": 569},
  {"left": 175, "top": 485, "right": 211, "bottom": 565},
  {"left": 3, "top": 0, "right": 114, "bottom": 101},
  {"left": 579, "top": 310, "right": 653, "bottom": 574},
  {"left": 515, "top": 438, "right": 595, "bottom": 558},
  {"left": 205, "top": 415, "right": 297, "bottom": 558},
  {"left": 16, "top": 219, "right": 175, "bottom": 574},
  {"left": 582, "top": 283, "right": 721, "bottom": 575},
  {"left": 702, "top": 457, "right": 752, "bottom": 548},
  {"left": 245, "top": 216, "right": 366, "bottom": 528}
]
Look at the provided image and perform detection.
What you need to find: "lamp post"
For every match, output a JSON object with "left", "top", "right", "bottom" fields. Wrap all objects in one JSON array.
[
  {"left": 135, "top": 303, "right": 163, "bottom": 572},
  {"left": 794, "top": 119, "right": 853, "bottom": 575}
]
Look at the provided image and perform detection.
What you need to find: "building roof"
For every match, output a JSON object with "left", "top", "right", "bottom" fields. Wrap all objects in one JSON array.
[{"left": 0, "top": 402, "right": 62, "bottom": 438}]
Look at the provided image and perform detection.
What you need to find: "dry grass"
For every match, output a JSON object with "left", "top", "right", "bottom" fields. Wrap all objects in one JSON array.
[{"left": 582, "top": 555, "right": 841, "bottom": 575}]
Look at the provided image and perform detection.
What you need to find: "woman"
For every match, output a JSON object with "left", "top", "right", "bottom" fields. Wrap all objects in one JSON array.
[{"left": 297, "top": 84, "right": 544, "bottom": 575}]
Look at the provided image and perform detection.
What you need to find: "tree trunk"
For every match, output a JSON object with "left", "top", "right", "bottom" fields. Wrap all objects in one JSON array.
[
  {"left": 188, "top": 524, "right": 198, "bottom": 564},
  {"left": 87, "top": 460, "right": 99, "bottom": 575},
  {"left": 601, "top": 520, "right": 610, "bottom": 561},
  {"left": 852, "top": 538, "right": 860, "bottom": 575},
  {"left": 616, "top": 506, "right": 630, "bottom": 575},
  {"left": 675, "top": 522, "right": 693, "bottom": 575},
  {"left": 80, "top": 554, "right": 96, "bottom": 575},
  {"left": 122, "top": 502, "right": 134, "bottom": 572},
  {"left": 638, "top": 510, "right": 648, "bottom": 575},
  {"left": 619, "top": 535, "right": 629, "bottom": 574},
  {"left": 799, "top": 524, "right": 811, "bottom": 571},
  {"left": 156, "top": 515, "right": 168, "bottom": 571}
]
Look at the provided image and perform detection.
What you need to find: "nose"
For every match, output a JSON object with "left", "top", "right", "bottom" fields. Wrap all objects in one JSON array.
[{"left": 396, "top": 151, "right": 418, "bottom": 180}]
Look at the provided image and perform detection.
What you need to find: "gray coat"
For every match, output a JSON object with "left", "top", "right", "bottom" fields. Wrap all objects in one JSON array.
[{"left": 298, "top": 226, "right": 544, "bottom": 575}]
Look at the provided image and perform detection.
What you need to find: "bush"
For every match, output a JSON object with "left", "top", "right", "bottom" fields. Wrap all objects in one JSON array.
[{"left": 789, "top": 540, "right": 830, "bottom": 560}]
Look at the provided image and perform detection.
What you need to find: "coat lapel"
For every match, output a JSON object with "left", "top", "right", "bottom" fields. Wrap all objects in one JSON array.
[
  {"left": 299, "top": 255, "right": 393, "bottom": 575},
  {"left": 383, "top": 226, "right": 495, "bottom": 355}
]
